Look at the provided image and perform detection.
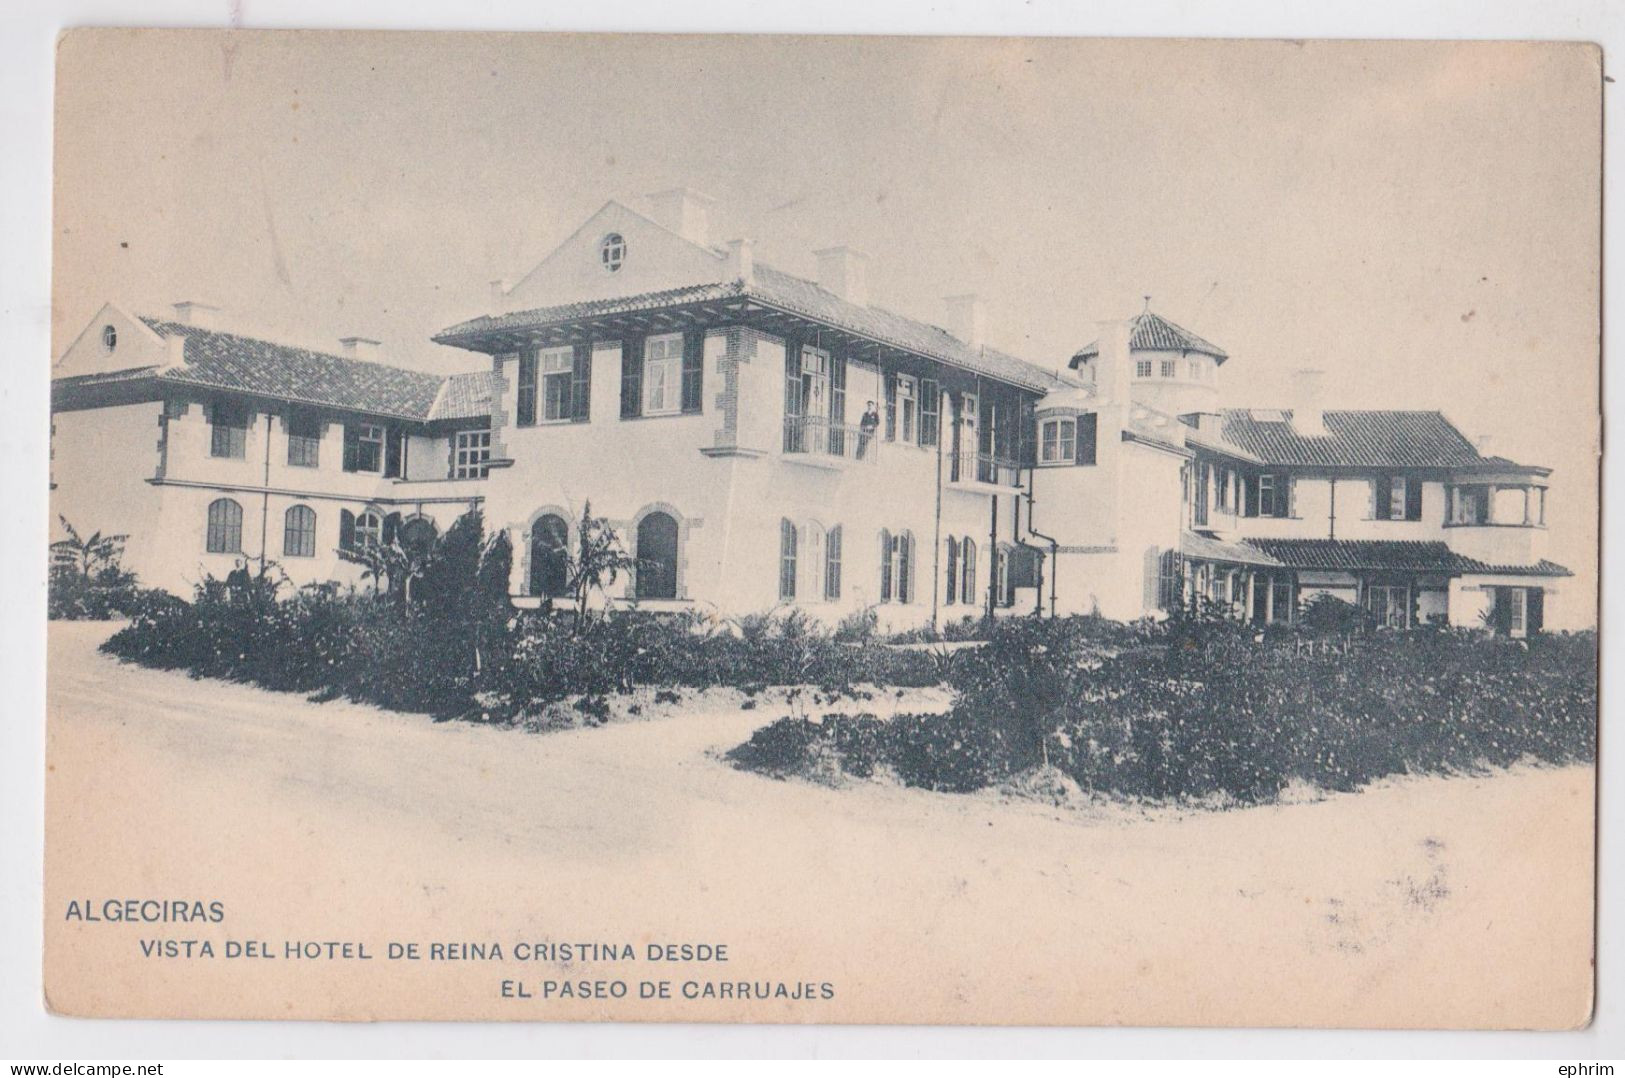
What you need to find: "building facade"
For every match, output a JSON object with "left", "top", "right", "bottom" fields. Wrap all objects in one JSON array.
[{"left": 49, "top": 190, "right": 1572, "bottom": 634}]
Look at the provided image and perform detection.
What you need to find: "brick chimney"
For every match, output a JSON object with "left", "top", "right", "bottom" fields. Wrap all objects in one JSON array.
[
  {"left": 339, "top": 336, "right": 382, "bottom": 360},
  {"left": 170, "top": 301, "right": 220, "bottom": 328},
  {"left": 646, "top": 187, "right": 715, "bottom": 247},
  {"left": 814, "top": 246, "right": 868, "bottom": 305},
  {"left": 944, "top": 294, "right": 987, "bottom": 349},
  {"left": 1292, "top": 369, "right": 1328, "bottom": 437}
]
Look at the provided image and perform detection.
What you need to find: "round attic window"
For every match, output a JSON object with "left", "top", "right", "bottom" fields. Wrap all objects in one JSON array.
[
  {"left": 599, "top": 233, "right": 627, "bottom": 274},
  {"left": 100, "top": 325, "right": 117, "bottom": 353}
]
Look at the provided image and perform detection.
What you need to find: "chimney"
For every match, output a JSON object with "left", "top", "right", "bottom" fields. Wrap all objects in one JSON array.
[
  {"left": 339, "top": 336, "right": 382, "bottom": 361},
  {"left": 1291, "top": 369, "right": 1328, "bottom": 437},
  {"left": 646, "top": 187, "right": 716, "bottom": 247},
  {"left": 170, "top": 301, "right": 220, "bottom": 329},
  {"left": 944, "top": 294, "right": 987, "bottom": 349},
  {"left": 814, "top": 246, "right": 868, "bottom": 305},
  {"left": 1094, "top": 319, "right": 1134, "bottom": 405},
  {"left": 1475, "top": 433, "right": 1494, "bottom": 459},
  {"left": 723, "top": 238, "right": 755, "bottom": 286}
]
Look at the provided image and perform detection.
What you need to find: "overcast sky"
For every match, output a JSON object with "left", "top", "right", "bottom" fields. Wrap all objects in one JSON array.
[{"left": 53, "top": 32, "right": 1599, "bottom": 620}]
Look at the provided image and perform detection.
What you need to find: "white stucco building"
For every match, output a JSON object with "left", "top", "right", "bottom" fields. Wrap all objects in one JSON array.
[{"left": 49, "top": 190, "right": 1572, "bottom": 635}]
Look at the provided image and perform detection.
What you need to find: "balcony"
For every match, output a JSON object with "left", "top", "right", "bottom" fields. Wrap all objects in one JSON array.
[
  {"left": 947, "top": 448, "right": 1021, "bottom": 492},
  {"left": 781, "top": 416, "right": 879, "bottom": 469}
]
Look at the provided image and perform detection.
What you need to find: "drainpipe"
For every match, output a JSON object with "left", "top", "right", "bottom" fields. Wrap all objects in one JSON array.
[
  {"left": 259, "top": 411, "right": 272, "bottom": 572},
  {"left": 931, "top": 412, "right": 943, "bottom": 631},
  {"left": 1022, "top": 466, "right": 1060, "bottom": 618},
  {"left": 986, "top": 493, "right": 998, "bottom": 624}
]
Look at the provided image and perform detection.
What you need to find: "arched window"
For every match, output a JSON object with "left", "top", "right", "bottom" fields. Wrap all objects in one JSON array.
[
  {"left": 206, "top": 498, "right": 243, "bottom": 553},
  {"left": 960, "top": 538, "right": 977, "bottom": 609},
  {"left": 945, "top": 537, "right": 960, "bottom": 605},
  {"left": 355, "top": 510, "right": 384, "bottom": 548},
  {"left": 399, "top": 517, "right": 437, "bottom": 560},
  {"left": 635, "top": 511, "right": 679, "bottom": 600},
  {"left": 779, "top": 519, "right": 798, "bottom": 601},
  {"left": 529, "top": 514, "right": 570, "bottom": 598},
  {"left": 283, "top": 505, "right": 316, "bottom": 558}
]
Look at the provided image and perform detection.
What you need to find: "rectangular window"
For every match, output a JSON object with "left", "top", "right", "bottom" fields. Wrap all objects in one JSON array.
[
  {"left": 1188, "top": 360, "right": 1202, "bottom": 379},
  {"left": 1194, "top": 463, "right": 1210, "bottom": 526},
  {"left": 778, "top": 519, "right": 797, "bottom": 601},
  {"left": 680, "top": 331, "right": 704, "bottom": 414},
  {"left": 516, "top": 352, "right": 538, "bottom": 427},
  {"left": 453, "top": 429, "right": 492, "bottom": 479},
  {"left": 1269, "top": 577, "right": 1294, "bottom": 624},
  {"left": 343, "top": 423, "right": 385, "bottom": 473},
  {"left": 1039, "top": 418, "right": 1076, "bottom": 464},
  {"left": 1508, "top": 587, "right": 1528, "bottom": 638},
  {"left": 1366, "top": 584, "right": 1411, "bottom": 629},
  {"left": 920, "top": 380, "right": 940, "bottom": 447},
  {"left": 1250, "top": 473, "right": 1289, "bottom": 518},
  {"left": 1160, "top": 358, "right": 1176, "bottom": 378},
  {"left": 210, "top": 402, "right": 248, "bottom": 459},
  {"left": 1135, "top": 359, "right": 1152, "bottom": 378},
  {"left": 1449, "top": 484, "right": 1490, "bottom": 525},
  {"left": 540, "top": 346, "right": 574, "bottom": 422},
  {"left": 642, "top": 333, "right": 684, "bottom": 416},
  {"left": 1214, "top": 466, "right": 1232, "bottom": 512},
  {"left": 286, "top": 414, "right": 320, "bottom": 467},
  {"left": 897, "top": 374, "right": 918, "bottom": 444}
]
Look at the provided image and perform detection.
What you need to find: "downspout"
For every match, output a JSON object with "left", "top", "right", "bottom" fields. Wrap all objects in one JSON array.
[
  {"left": 1023, "top": 466, "right": 1060, "bottom": 618},
  {"left": 986, "top": 492, "right": 998, "bottom": 623},
  {"left": 259, "top": 411, "right": 272, "bottom": 572},
  {"left": 931, "top": 410, "right": 943, "bottom": 631}
]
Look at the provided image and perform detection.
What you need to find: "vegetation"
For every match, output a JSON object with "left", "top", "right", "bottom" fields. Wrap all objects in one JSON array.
[
  {"left": 48, "top": 515, "right": 170, "bottom": 620},
  {"left": 728, "top": 612, "right": 1596, "bottom": 804}
]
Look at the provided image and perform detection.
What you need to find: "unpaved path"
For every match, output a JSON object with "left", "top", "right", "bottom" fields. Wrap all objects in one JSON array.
[{"left": 44, "top": 621, "right": 1594, "bottom": 1027}]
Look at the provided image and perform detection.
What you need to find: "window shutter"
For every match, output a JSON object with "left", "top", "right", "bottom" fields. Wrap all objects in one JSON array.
[
  {"left": 1075, "top": 412, "right": 1098, "bottom": 466},
  {"left": 779, "top": 518, "right": 797, "bottom": 601},
  {"left": 339, "top": 509, "right": 356, "bottom": 551},
  {"left": 342, "top": 425, "right": 359, "bottom": 472},
  {"left": 884, "top": 373, "right": 897, "bottom": 440},
  {"left": 1244, "top": 474, "right": 1259, "bottom": 517},
  {"left": 882, "top": 531, "right": 895, "bottom": 602},
  {"left": 921, "top": 380, "right": 942, "bottom": 448},
  {"left": 825, "top": 525, "right": 842, "bottom": 600},
  {"left": 945, "top": 537, "right": 958, "bottom": 605},
  {"left": 384, "top": 428, "right": 403, "bottom": 478},
  {"left": 1279, "top": 476, "right": 1294, "bottom": 519},
  {"left": 830, "top": 354, "right": 847, "bottom": 423},
  {"left": 1405, "top": 478, "right": 1423, "bottom": 521},
  {"left": 1372, "top": 476, "right": 1391, "bottom": 520},
  {"left": 782, "top": 334, "right": 803, "bottom": 451},
  {"left": 620, "top": 337, "right": 644, "bottom": 419},
  {"left": 516, "top": 352, "right": 538, "bottom": 428},
  {"left": 571, "top": 343, "right": 592, "bottom": 422},
  {"left": 1527, "top": 588, "right": 1545, "bottom": 633},
  {"left": 680, "top": 330, "right": 704, "bottom": 414}
]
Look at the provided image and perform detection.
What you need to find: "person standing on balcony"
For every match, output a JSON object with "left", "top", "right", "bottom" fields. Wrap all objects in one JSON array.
[{"left": 857, "top": 401, "right": 880, "bottom": 459}]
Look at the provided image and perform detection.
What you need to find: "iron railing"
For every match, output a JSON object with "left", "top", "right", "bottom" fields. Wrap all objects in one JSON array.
[{"left": 782, "top": 416, "right": 878, "bottom": 462}]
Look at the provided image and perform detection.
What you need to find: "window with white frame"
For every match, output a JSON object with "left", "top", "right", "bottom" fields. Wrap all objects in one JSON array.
[
  {"left": 1135, "top": 359, "right": 1152, "bottom": 379},
  {"left": 1039, "top": 418, "right": 1076, "bottom": 464},
  {"left": 1188, "top": 360, "right": 1202, "bottom": 380},
  {"left": 287, "top": 413, "right": 320, "bottom": 468},
  {"left": 1365, "top": 583, "right": 1410, "bottom": 629},
  {"left": 453, "top": 429, "right": 492, "bottom": 479},
  {"left": 1160, "top": 359, "right": 1176, "bottom": 378},
  {"left": 540, "top": 346, "right": 575, "bottom": 422},
  {"left": 344, "top": 423, "right": 385, "bottom": 473},
  {"left": 643, "top": 333, "right": 684, "bottom": 416},
  {"left": 897, "top": 374, "right": 918, "bottom": 444},
  {"left": 355, "top": 510, "right": 384, "bottom": 548}
]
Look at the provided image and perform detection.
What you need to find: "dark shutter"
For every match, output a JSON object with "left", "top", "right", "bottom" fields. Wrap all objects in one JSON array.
[
  {"left": 1404, "top": 478, "right": 1423, "bottom": 521},
  {"left": 620, "top": 336, "right": 644, "bottom": 419},
  {"left": 829, "top": 353, "right": 847, "bottom": 455},
  {"left": 1373, "top": 475, "right": 1393, "bottom": 520},
  {"left": 884, "top": 373, "right": 897, "bottom": 441},
  {"left": 1075, "top": 412, "right": 1098, "bottom": 466},
  {"left": 945, "top": 538, "right": 958, "bottom": 605},
  {"left": 342, "top": 425, "right": 359, "bottom": 472},
  {"left": 1244, "top": 474, "right": 1260, "bottom": 517},
  {"left": 383, "top": 512, "right": 401, "bottom": 546},
  {"left": 1018, "top": 402, "right": 1036, "bottom": 468},
  {"left": 339, "top": 509, "right": 356, "bottom": 551},
  {"left": 680, "top": 330, "right": 704, "bottom": 414},
  {"left": 570, "top": 343, "right": 592, "bottom": 422},
  {"left": 782, "top": 334, "right": 803, "bottom": 451},
  {"left": 384, "top": 428, "right": 403, "bottom": 478},
  {"left": 879, "top": 529, "right": 892, "bottom": 602},
  {"left": 516, "top": 352, "right": 538, "bottom": 428},
  {"left": 921, "top": 380, "right": 941, "bottom": 448},
  {"left": 1527, "top": 588, "right": 1545, "bottom": 633}
]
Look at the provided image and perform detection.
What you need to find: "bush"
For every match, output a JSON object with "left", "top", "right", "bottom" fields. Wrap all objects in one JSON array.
[{"left": 729, "top": 614, "right": 1597, "bottom": 806}]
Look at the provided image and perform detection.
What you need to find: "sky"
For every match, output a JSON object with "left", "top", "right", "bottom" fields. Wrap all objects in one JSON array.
[{"left": 52, "top": 31, "right": 1600, "bottom": 621}]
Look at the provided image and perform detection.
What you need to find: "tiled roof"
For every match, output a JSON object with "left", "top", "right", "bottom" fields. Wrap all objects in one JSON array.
[
  {"left": 142, "top": 319, "right": 445, "bottom": 421},
  {"left": 1072, "top": 310, "right": 1229, "bottom": 364},
  {"left": 1122, "top": 402, "right": 1192, "bottom": 456},
  {"left": 1181, "top": 531, "right": 1283, "bottom": 567},
  {"left": 433, "top": 265, "right": 1067, "bottom": 393},
  {"left": 1217, "top": 409, "right": 1493, "bottom": 469},
  {"left": 429, "top": 370, "right": 497, "bottom": 422},
  {"left": 1242, "top": 539, "right": 1569, "bottom": 578}
]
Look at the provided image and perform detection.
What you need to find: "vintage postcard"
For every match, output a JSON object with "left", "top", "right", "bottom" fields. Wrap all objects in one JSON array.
[{"left": 44, "top": 31, "right": 1600, "bottom": 1026}]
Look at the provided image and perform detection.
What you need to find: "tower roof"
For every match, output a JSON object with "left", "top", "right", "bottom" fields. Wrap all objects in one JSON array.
[{"left": 1070, "top": 309, "right": 1229, "bottom": 366}]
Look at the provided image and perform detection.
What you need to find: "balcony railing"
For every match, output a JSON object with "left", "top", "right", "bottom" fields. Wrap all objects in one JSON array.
[
  {"left": 948, "top": 448, "right": 1022, "bottom": 488},
  {"left": 782, "top": 416, "right": 878, "bottom": 463}
]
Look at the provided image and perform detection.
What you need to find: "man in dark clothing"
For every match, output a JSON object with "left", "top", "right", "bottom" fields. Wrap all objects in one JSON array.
[
  {"left": 224, "top": 556, "right": 252, "bottom": 602},
  {"left": 856, "top": 401, "right": 880, "bottom": 459}
]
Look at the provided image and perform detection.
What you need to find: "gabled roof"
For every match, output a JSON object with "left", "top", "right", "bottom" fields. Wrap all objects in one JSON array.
[
  {"left": 428, "top": 370, "right": 497, "bottom": 423},
  {"left": 140, "top": 319, "right": 446, "bottom": 421},
  {"left": 1214, "top": 409, "right": 1522, "bottom": 470},
  {"left": 1072, "top": 310, "right": 1229, "bottom": 365},
  {"left": 434, "top": 264, "right": 1067, "bottom": 394},
  {"left": 1181, "top": 531, "right": 1283, "bottom": 567}
]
